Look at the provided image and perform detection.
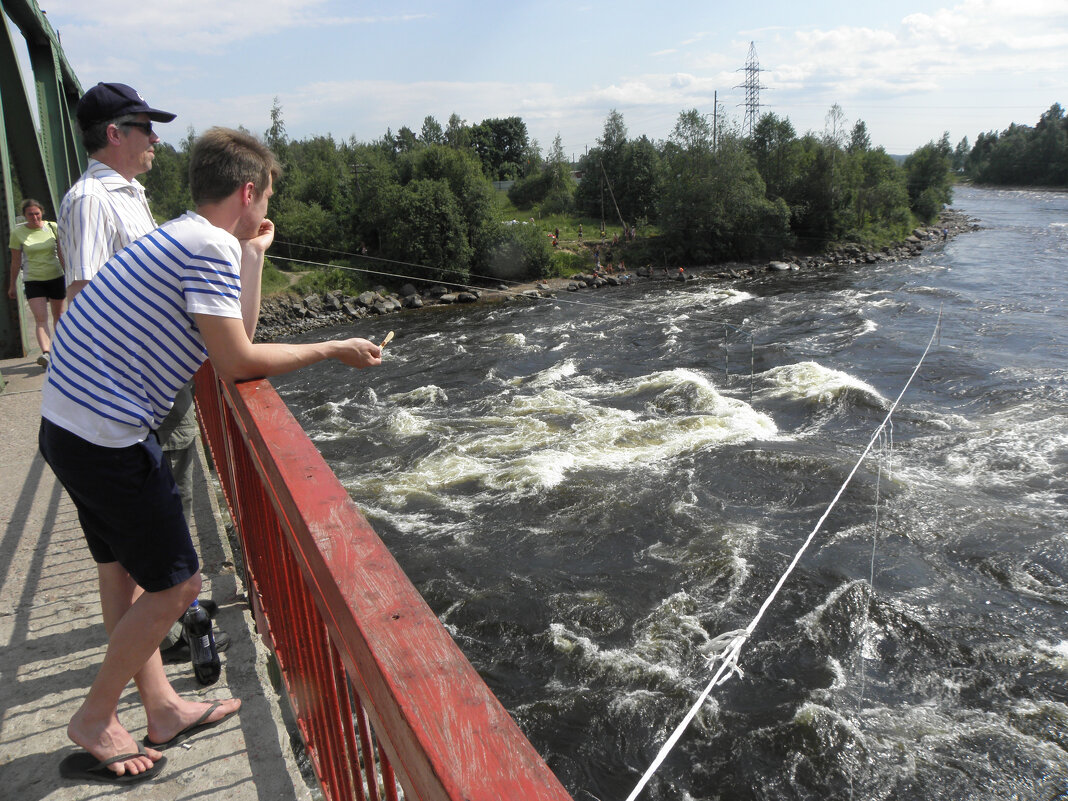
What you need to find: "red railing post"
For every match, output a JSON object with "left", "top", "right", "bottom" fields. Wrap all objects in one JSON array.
[{"left": 193, "top": 363, "right": 573, "bottom": 801}]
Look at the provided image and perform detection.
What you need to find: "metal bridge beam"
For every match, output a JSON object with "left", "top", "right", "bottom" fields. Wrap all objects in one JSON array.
[{"left": 1, "top": 0, "right": 83, "bottom": 359}]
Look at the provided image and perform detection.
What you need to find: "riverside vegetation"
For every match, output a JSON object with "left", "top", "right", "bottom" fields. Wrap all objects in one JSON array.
[{"left": 139, "top": 100, "right": 1060, "bottom": 319}]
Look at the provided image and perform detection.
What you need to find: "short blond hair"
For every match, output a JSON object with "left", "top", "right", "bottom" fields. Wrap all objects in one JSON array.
[{"left": 189, "top": 127, "right": 282, "bottom": 204}]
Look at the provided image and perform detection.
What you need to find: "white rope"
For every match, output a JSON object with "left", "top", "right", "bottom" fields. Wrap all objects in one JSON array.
[
  {"left": 848, "top": 423, "right": 892, "bottom": 801},
  {"left": 623, "top": 307, "right": 943, "bottom": 801}
]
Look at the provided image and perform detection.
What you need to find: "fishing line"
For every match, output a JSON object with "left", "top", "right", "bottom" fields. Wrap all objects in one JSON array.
[{"left": 622, "top": 305, "right": 943, "bottom": 801}]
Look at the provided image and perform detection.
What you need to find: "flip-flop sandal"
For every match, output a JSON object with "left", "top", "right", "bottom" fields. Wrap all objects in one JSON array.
[
  {"left": 59, "top": 744, "right": 166, "bottom": 784},
  {"left": 143, "top": 700, "right": 238, "bottom": 750}
]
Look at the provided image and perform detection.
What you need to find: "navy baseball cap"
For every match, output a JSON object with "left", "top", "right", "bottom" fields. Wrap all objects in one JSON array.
[{"left": 76, "top": 82, "right": 177, "bottom": 129}]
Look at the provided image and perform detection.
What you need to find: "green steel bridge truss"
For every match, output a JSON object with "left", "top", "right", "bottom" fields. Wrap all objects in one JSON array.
[{"left": 1, "top": 0, "right": 84, "bottom": 362}]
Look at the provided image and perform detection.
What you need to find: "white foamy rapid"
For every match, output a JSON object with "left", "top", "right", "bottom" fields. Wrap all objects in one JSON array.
[
  {"left": 375, "top": 366, "right": 778, "bottom": 502},
  {"left": 759, "top": 361, "right": 887, "bottom": 407}
]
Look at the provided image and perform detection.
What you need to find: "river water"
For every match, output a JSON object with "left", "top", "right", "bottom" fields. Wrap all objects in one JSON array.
[{"left": 271, "top": 185, "right": 1068, "bottom": 800}]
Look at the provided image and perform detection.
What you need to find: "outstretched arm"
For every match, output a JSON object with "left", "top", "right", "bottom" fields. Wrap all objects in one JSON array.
[{"left": 195, "top": 313, "right": 382, "bottom": 383}]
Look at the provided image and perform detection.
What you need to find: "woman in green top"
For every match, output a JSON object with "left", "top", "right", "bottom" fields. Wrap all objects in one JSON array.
[{"left": 8, "top": 198, "right": 66, "bottom": 367}]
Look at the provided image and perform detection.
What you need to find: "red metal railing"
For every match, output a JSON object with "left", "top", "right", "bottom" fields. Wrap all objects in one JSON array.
[{"left": 194, "top": 363, "right": 574, "bottom": 801}]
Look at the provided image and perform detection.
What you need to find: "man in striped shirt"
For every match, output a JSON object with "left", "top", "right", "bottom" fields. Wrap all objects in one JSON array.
[
  {"left": 59, "top": 82, "right": 221, "bottom": 664},
  {"left": 40, "top": 128, "right": 382, "bottom": 783}
]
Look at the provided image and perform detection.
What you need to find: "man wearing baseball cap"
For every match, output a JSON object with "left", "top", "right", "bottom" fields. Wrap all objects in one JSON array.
[{"left": 60, "top": 82, "right": 175, "bottom": 300}]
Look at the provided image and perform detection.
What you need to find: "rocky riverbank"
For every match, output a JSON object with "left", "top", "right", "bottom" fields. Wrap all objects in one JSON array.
[{"left": 255, "top": 210, "right": 979, "bottom": 342}]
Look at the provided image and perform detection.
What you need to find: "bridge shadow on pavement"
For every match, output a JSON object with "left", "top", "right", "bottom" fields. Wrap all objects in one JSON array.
[{"left": 0, "top": 354, "right": 314, "bottom": 801}]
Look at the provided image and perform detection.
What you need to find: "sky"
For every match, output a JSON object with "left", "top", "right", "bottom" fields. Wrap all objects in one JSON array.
[{"left": 11, "top": 0, "right": 1068, "bottom": 158}]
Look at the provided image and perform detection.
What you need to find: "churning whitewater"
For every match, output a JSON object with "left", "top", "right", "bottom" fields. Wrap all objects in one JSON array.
[{"left": 273, "top": 186, "right": 1068, "bottom": 801}]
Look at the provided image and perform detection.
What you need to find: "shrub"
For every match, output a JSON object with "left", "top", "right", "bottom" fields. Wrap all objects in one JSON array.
[
  {"left": 913, "top": 186, "right": 943, "bottom": 223},
  {"left": 548, "top": 250, "right": 589, "bottom": 277},
  {"left": 292, "top": 265, "right": 367, "bottom": 296},
  {"left": 538, "top": 184, "right": 575, "bottom": 216},
  {"left": 482, "top": 221, "right": 552, "bottom": 281}
]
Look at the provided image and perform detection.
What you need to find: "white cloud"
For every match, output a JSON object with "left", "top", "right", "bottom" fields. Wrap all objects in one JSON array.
[
  {"left": 42, "top": 0, "right": 427, "bottom": 55},
  {"left": 33, "top": 0, "right": 1068, "bottom": 156}
]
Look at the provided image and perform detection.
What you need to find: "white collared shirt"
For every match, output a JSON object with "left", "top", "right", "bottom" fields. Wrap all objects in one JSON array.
[{"left": 58, "top": 159, "right": 157, "bottom": 284}]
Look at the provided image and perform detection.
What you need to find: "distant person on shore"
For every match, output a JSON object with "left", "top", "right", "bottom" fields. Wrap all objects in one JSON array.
[
  {"left": 59, "top": 81, "right": 225, "bottom": 663},
  {"left": 8, "top": 198, "right": 65, "bottom": 367},
  {"left": 578, "top": 223, "right": 583, "bottom": 239},
  {"left": 39, "top": 127, "right": 384, "bottom": 784}
]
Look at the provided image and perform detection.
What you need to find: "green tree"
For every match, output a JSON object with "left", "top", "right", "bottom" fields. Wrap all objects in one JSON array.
[
  {"left": 848, "top": 120, "right": 871, "bottom": 154},
  {"left": 420, "top": 116, "right": 445, "bottom": 146},
  {"left": 345, "top": 143, "right": 398, "bottom": 254},
  {"left": 1028, "top": 103, "right": 1067, "bottom": 185},
  {"left": 965, "top": 130, "right": 998, "bottom": 180},
  {"left": 402, "top": 144, "right": 497, "bottom": 269},
  {"left": 269, "top": 134, "right": 351, "bottom": 260},
  {"left": 142, "top": 131, "right": 194, "bottom": 221},
  {"left": 483, "top": 221, "right": 552, "bottom": 282},
  {"left": 785, "top": 135, "right": 831, "bottom": 248},
  {"left": 508, "top": 133, "right": 575, "bottom": 213},
  {"left": 750, "top": 112, "right": 799, "bottom": 201},
  {"left": 618, "top": 135, "right": 660, "bottom": 224},
  {"left": 850, "top": 147, "right": 911, "bottom": 239},
  {"left": 953, "top": 136, "right": 970, "bottom": 172},
  {"left": 904, "top": 139, "right": 953, "bottom": 221},
  {"left": 265, "top": 97, "right": 287, "bottom": 152},
  {"left": 470, "top": 117, "right": 530, "bottom": 180},
  {"left": 658, "top": 110, "right": 789, "bottom": 261},
  {"left": 574, "top": 109, "right": 634, "bottom": 225},
  {"left": 395, "top": 126, "right": 419, "bottom": 154},
  {"left": 379, "top": 178, "right": 473, "bottom": 282},
  {"left": 445, "top": 113, "right": 471, "bottom": 149}
]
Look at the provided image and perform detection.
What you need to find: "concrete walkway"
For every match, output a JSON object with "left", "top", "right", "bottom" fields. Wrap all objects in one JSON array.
[{"left": 0, "top": 354, "right": 313, "bottom": 800}]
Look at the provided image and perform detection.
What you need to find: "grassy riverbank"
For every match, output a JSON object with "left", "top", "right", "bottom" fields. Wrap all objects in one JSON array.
[{"left": 254, "top": 208, "right": 978, "bottom": 342}]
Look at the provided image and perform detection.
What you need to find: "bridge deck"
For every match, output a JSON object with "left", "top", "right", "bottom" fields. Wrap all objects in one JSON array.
[{"left": 0, "top": 354, "right": 310, "bottom": 800}]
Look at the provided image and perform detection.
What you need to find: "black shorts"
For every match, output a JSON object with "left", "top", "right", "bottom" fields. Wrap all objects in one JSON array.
[
  {"left": 24, "top": 276, "right": 66, "bottom": 300},
  {"left": 38, "top": 418, "right": 199, "bottom": 592}
]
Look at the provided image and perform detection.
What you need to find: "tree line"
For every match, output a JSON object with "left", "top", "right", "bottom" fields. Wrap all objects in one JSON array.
[
  {"left": 142, "top": 101, "right": 959, "bottom": 286},
  {"left": 953, "top": 103, "right": 1068, "bottom": 187}
]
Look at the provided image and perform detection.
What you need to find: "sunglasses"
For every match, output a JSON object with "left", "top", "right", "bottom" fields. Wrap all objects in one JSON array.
[{"left": 120, "top": 120, "right": 155, "bottom": 136}]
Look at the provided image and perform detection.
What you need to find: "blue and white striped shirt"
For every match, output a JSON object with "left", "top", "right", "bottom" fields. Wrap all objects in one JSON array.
[{"left": 42, "top": 212, "right": 244, "bottom": 447}]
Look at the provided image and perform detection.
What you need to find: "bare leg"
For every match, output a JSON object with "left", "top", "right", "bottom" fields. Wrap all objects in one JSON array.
[
  {"left": 86, "top": 562, "right": 242, "bottom": 751},
  {"left": 27, "top": 296, "right": 51, "bottom": 354},
  {"left": 67, "top": 564, "right": 200, "bottom": 776},
  {"left": 49, "top": 296, "right": 64, "bottom": 328}
]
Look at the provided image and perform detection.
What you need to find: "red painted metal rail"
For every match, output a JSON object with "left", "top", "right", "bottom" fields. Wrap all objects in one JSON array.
[{"left": 194, "top": 363, "right": 574, "bottom": 801}]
